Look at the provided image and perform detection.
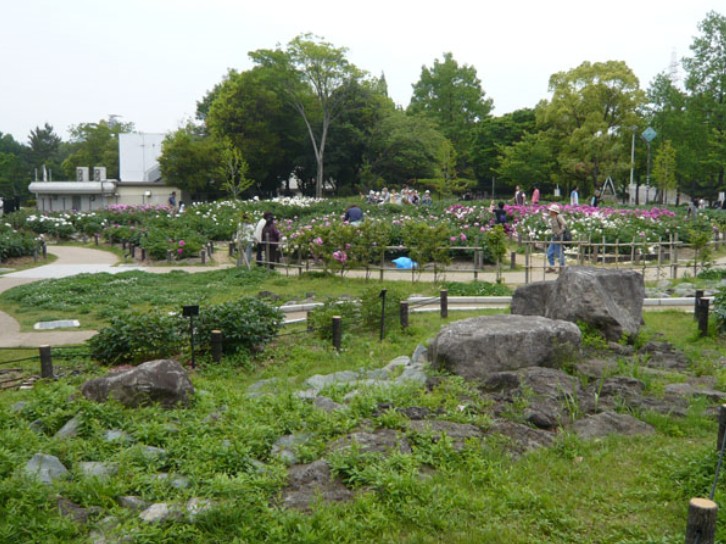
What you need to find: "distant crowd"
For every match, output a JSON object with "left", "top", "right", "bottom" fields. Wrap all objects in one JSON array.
[{"left": 364, "top": 186, "right": 432, "bottom": 206}]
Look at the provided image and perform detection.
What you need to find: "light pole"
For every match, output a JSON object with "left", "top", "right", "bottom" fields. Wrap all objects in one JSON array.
[{"left": 629, "top": 126, "right": 637, "bottom": 202}]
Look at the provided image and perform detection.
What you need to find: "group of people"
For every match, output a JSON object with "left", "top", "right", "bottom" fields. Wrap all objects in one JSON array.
[{"left": 365, "top": 187, "right": 432, "bottom": 206}]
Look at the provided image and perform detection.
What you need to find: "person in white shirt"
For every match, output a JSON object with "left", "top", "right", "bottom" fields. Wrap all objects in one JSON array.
[{"left": 570, "top": 187, "right": 579, "bottom": 206}]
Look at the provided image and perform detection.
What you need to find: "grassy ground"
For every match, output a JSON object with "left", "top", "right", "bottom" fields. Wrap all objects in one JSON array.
[{"left": 0, "top": 306, "right": 725, "bottom": 542}]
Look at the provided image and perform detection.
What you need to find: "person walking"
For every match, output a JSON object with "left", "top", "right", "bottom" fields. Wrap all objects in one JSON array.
[
  {"left": 546, "top": 204, "right": 567, "bottom": 273},
  {"left": 570, "top": 187, "right": 579, "bottom": 206},
  {"left": 514, "top": 185, "right": 526, "bottom": 206},
  {"left": 531, "top": 185, "right": 540, "bottom": 205}
]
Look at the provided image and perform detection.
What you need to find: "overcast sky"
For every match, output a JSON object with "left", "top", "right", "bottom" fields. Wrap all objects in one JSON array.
[{"left": 2, "top": 0, "right": 723, "bottom": 144}]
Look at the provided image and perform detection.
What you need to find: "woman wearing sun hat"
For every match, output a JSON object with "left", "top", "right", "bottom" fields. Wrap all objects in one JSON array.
[{"left": 546, "top": 204, "right": 567, "bottom": 273}]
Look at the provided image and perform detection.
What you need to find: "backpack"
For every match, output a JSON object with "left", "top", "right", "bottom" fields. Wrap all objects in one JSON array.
[{"left": 562, "top": 228, "right": 572, "bottom": 242}]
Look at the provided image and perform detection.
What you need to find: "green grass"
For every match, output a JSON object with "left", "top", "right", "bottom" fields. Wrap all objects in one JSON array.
[{"left": 2, "top": 292, "right": 726, "bottom": 541}]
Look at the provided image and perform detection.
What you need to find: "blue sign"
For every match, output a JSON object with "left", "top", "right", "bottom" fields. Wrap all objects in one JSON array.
[{"left": 642, "top": 127, "right": 657, "bottom": 142}]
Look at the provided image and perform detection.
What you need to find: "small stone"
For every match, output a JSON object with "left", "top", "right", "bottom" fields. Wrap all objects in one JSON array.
[
  {"left": 78, "top": 462, "right": 118, "bottom": 480},
  {"left": 54, "top": 415, "right": 82, "bottom": 439},
  {"left": 104, "top": 429, "right": 132, "bottom": 443},
  {"left": 186, "top": 498, "right": 213, "bottom": 520},
  {"left": 313, "top": 396, "right": 344, "bottom": 412},
  {"left": 117, "top": 496, "right": 148, "bottom": 511},
  {"left": 24, "top": 453, "right": 69, "bottom": 484},
  {"left": 10, "top": 401, "right": 27, "bottom": 412},
  {"left": 29, "top": 419, "right": 46, "bottom": 435},
  {"left": 139, "top": 503, "right": 182, "bottom": 523}
]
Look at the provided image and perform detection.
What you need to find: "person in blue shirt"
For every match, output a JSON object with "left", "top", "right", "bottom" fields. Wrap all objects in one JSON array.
[{"left": 344, "top": 204, "right": 364, "bottom": 226}]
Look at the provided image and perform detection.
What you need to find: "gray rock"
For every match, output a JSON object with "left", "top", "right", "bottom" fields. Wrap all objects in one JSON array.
[
  {"left": 304, "top": 370, "right": 360, "bottom": 391},
  {"left": 294, "top": 389, "right": 319, "bottom": 400},
  {"left": 282, "top": 460, "right": 354, "bottom": 511},
  {"left": 117, "top": 496, "right": 149, "bottom": 511},
  {"left": 572, "top": 411, "right": 654, "bottom": 439},
  {"left": 56, "top": 496, "right": 102, "bottom": 523},
  {"left": 383, "top": 356, "right": 411, "bottom": 373},
  {"left": 29, "top": 419, "right": 46, "bottom": 435},
  {"left": 313, "top": 396, "right": 344, "bottom": 412},
  {"left": 139, "top": 446, "right": 167, "bottom": 461},
  {"left": 104, "top": 429, "right": 133, "bottom": 443},
  {"left": 54, "top": 415, "right": 82, "bottom": 439},
  {"left": 78, "top": 462, "right": 119, "bottom": 480},
  {"left": 186, "top": 498, "right": 214, "bottom": 520},
  {"left": 412, "top": 344, "right": 428, "bottom": 364},
  {"left": 396, "top": 363, "right": 428, "bottom": 385},
  {"left": 328, "top": 429, "right": 411, "bottom": 455},
  {"left": 488, "top": 420, "right": 556, "bottom": 455},
  {"left": 272, "top": 433, "right": 313, "bottom": 465},
  {"left": 512, "top": 267, "right": 645, "bottom": 341},
  {"left": 11, "top": 401, "right": 27, "bottom": 412},
  {"left": 407, "top": 420, "right": 484, "bottom": 450},
  {"left": 664, "top": 383, "right": 726, "bottom": 402},
  {"left": 430, "top": 315, "right": 581, "bottom": 381},
  {"left": 24, "top": 453, "right": 69, "bottom": 484},
  {"left": 139, "top": 503, "right": 182, "bottom": 523},
  {"left": 81, "top": 359, "right": 194, "bottom": 409}
]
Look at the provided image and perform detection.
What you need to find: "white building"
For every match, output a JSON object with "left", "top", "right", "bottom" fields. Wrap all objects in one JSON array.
[{"left": 29, "top": 133, "right": 180, "bottom": 212}]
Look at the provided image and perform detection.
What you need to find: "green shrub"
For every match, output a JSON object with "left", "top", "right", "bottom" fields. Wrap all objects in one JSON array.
[
  {"left": 308, "top": 300, "right": 360, "bottom": 341},
  {"left": 89, "top": 312, "right": 185, "bottom": 365},
  {"left": 442, "top": 281, "right": 511, "bottom": 296},
  {"left": 195, "top": 297, "right": 284, "bottom": 354}
]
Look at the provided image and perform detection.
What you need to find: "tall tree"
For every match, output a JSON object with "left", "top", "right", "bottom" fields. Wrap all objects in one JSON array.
[
  {"left": 408, "top": 52, "right": 493, "bottom": 177},
  {"left": 158, "top": 124, "right": 224, "bottom": 201},
  {"left": 538, "top": 60, "right": 645, "bottom": 195},
  {"left": 205, "top": 66, "right": 306, "bottom": 196},
  {"left": 250, "top": 34, "right": 364, "bottom": 197},
  {"left": 0, "top": 132, "right": 30, "bottom": 198},
  {"left": 682, "top": 10, "right": 726, "bottom": 196},
  {"left": 62, "top": 119, "right": 134, "bottom": 180},
  {"left": 652, "top": 139, "right": 678, "bottom": 203},
  {"left": 363, "top": 110, "right": 451, "bottom": 186}
]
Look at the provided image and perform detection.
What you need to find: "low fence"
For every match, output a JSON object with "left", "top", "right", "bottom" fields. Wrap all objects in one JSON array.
[
  {"left": 0, "top": 345, "right": 88, "bottom": 391},
  {"left": 238, "top": 233, "right": 721, "bottom": 284}
]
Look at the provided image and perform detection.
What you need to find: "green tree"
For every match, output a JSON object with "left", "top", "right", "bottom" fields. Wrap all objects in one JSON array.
[
  {"left": 652, "top": 139, "right": 677, "bottom": 203},
  {"left": 496, "top": 131, "right": 557, "bottom": 188},
  {"left": 62, "top": 119, "right": 133, "bottom": 180},
  {"left": 682, "top": 10, "right": 726, "bottom": 197},
  {"left": 408, "top": 52, "right": 493, "bottom": 177},
  {"left": 250, "top": 34, "right": 365, "bottom": 198},
  {"left": 0, "top": 132, "right": 30, "bottom": 198},
  {"left": 538, "top": 60, "right": 645, "bottom": 195},
  {"left": 158, "top": 124, "right": 223, "bottom": 200},
  {"left": 205, "top": 67, "right": 306, "bottom": 196},
  {"left": 217, "top": 139, "right": 254, "bottom": 200},
  {"left": 363, "top": 110, "right": 450, "bottom": 186}
]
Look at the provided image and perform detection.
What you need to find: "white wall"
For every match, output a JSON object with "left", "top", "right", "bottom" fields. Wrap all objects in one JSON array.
[{"left": 119, "top": 133, "right": 165, "bottom": 182}]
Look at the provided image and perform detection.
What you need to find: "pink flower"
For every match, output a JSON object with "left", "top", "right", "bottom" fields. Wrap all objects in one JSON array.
[
  {"left": 178, "top": 240, "right": 186, "bottom": 247},
  {"left": 450, "top": 236, "right": 457, "bottom": 242},
  {"left": 460, "top": 233, "right": 467, "bottom": 241},
  {"left": 332, "top": 250, "right": 347, "bottom": 263},
  {"left": 314, "top": 237, "right": 323, "bottom": 245},
  {"left": 177, "top": 248, "right": 183, "bottom": 255}
]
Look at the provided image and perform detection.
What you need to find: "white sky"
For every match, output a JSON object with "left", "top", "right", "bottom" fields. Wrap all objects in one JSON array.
[{"left": 1, "top": 0, "right": 723, "bottom": 144}]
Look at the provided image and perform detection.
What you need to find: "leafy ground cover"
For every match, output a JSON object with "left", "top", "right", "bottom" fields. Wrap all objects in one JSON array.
[
  {"left": 0, "top": 306, "right": 725, "bottom": 542},
  {"left": 0, "top": 268, "right": 507, "bottom": 332}
]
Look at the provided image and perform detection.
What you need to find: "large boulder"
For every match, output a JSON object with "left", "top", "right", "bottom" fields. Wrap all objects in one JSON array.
[
  {"left": 429, "top": 315, "right": 580, "bottom": 381},
  {"left": 81, "top": 359, "right": 194, "bottom": 408},
  {"left": 511, "top": 267, "right": 644, "bottom": 341}
]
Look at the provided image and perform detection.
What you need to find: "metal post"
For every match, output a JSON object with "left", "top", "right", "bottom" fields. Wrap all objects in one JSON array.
[
  {"left": 141, "top": 248, "right": 146, "bottom": 261},
  {"left": 211, "top": 330, "right": 223, "bottom": 363},
  {"left": 189, "top": 315, "right": 196, "bottom": 369},
  {"left": 42, "top": 241, "right": 47, "bottom": 258},
  {"left": 332, "top": 316, "right": 342, "bottom": 351},
  {"left": 39, "top": 345, "right": 53, "bottom": 379},
  {"left": 229, "top": 242, "right": 235, "bottom": 257},
  {"left": 510, "top": 251, "right": 516, "bottom": 270},
  {"left": 94, "top": 234, "right": 99, "bottom": 246},
  {"left": 440, "top": 289, "right": 448, "bottom": 319},
  {"left": 200, "top": 249, "right": 206, "bottom": 264},
  {"left": 400, "top": 301, "right": 409, "bottom": 329}
]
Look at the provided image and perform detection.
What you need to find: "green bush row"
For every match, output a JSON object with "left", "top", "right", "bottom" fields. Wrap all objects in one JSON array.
[{"left": 89, "top": 296, "right": 283, "bottom": 365}]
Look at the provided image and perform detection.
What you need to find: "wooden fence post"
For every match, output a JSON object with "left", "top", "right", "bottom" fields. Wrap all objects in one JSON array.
[
  {"left": 400, "top": 301, "right": 409, "bottom": 329},
  {"left": 510, "top": 251, "right": 516, "bottom": 270},
  {"left": 717, "top": 405, "right": 726, "bottom": 453},
  {"left": 200, "top": 249, "right": 206, "bottom": 264},
  {"left": 440, "top": 289, "right": 448, "bottom": 319},
  {"left": 94, "top": 234, "right": 99, "bottom": 246},
  {"left": 332, "top": 316, "right": 342, "bottom": 352},
  {"left": 695, "top": 290, "right": 704, "bottom": 321},
  {"left": 685, "top": 497, "right": 717, "bottom": 544},
  {"left": 39, "top": 345, "right": 53, "bottom": 379},
  {"left": 697, "top": 298, "right": 710, "bottom": 337},
  {"left": 211, "top": 330, "right": 223, "bottom": 363}
]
